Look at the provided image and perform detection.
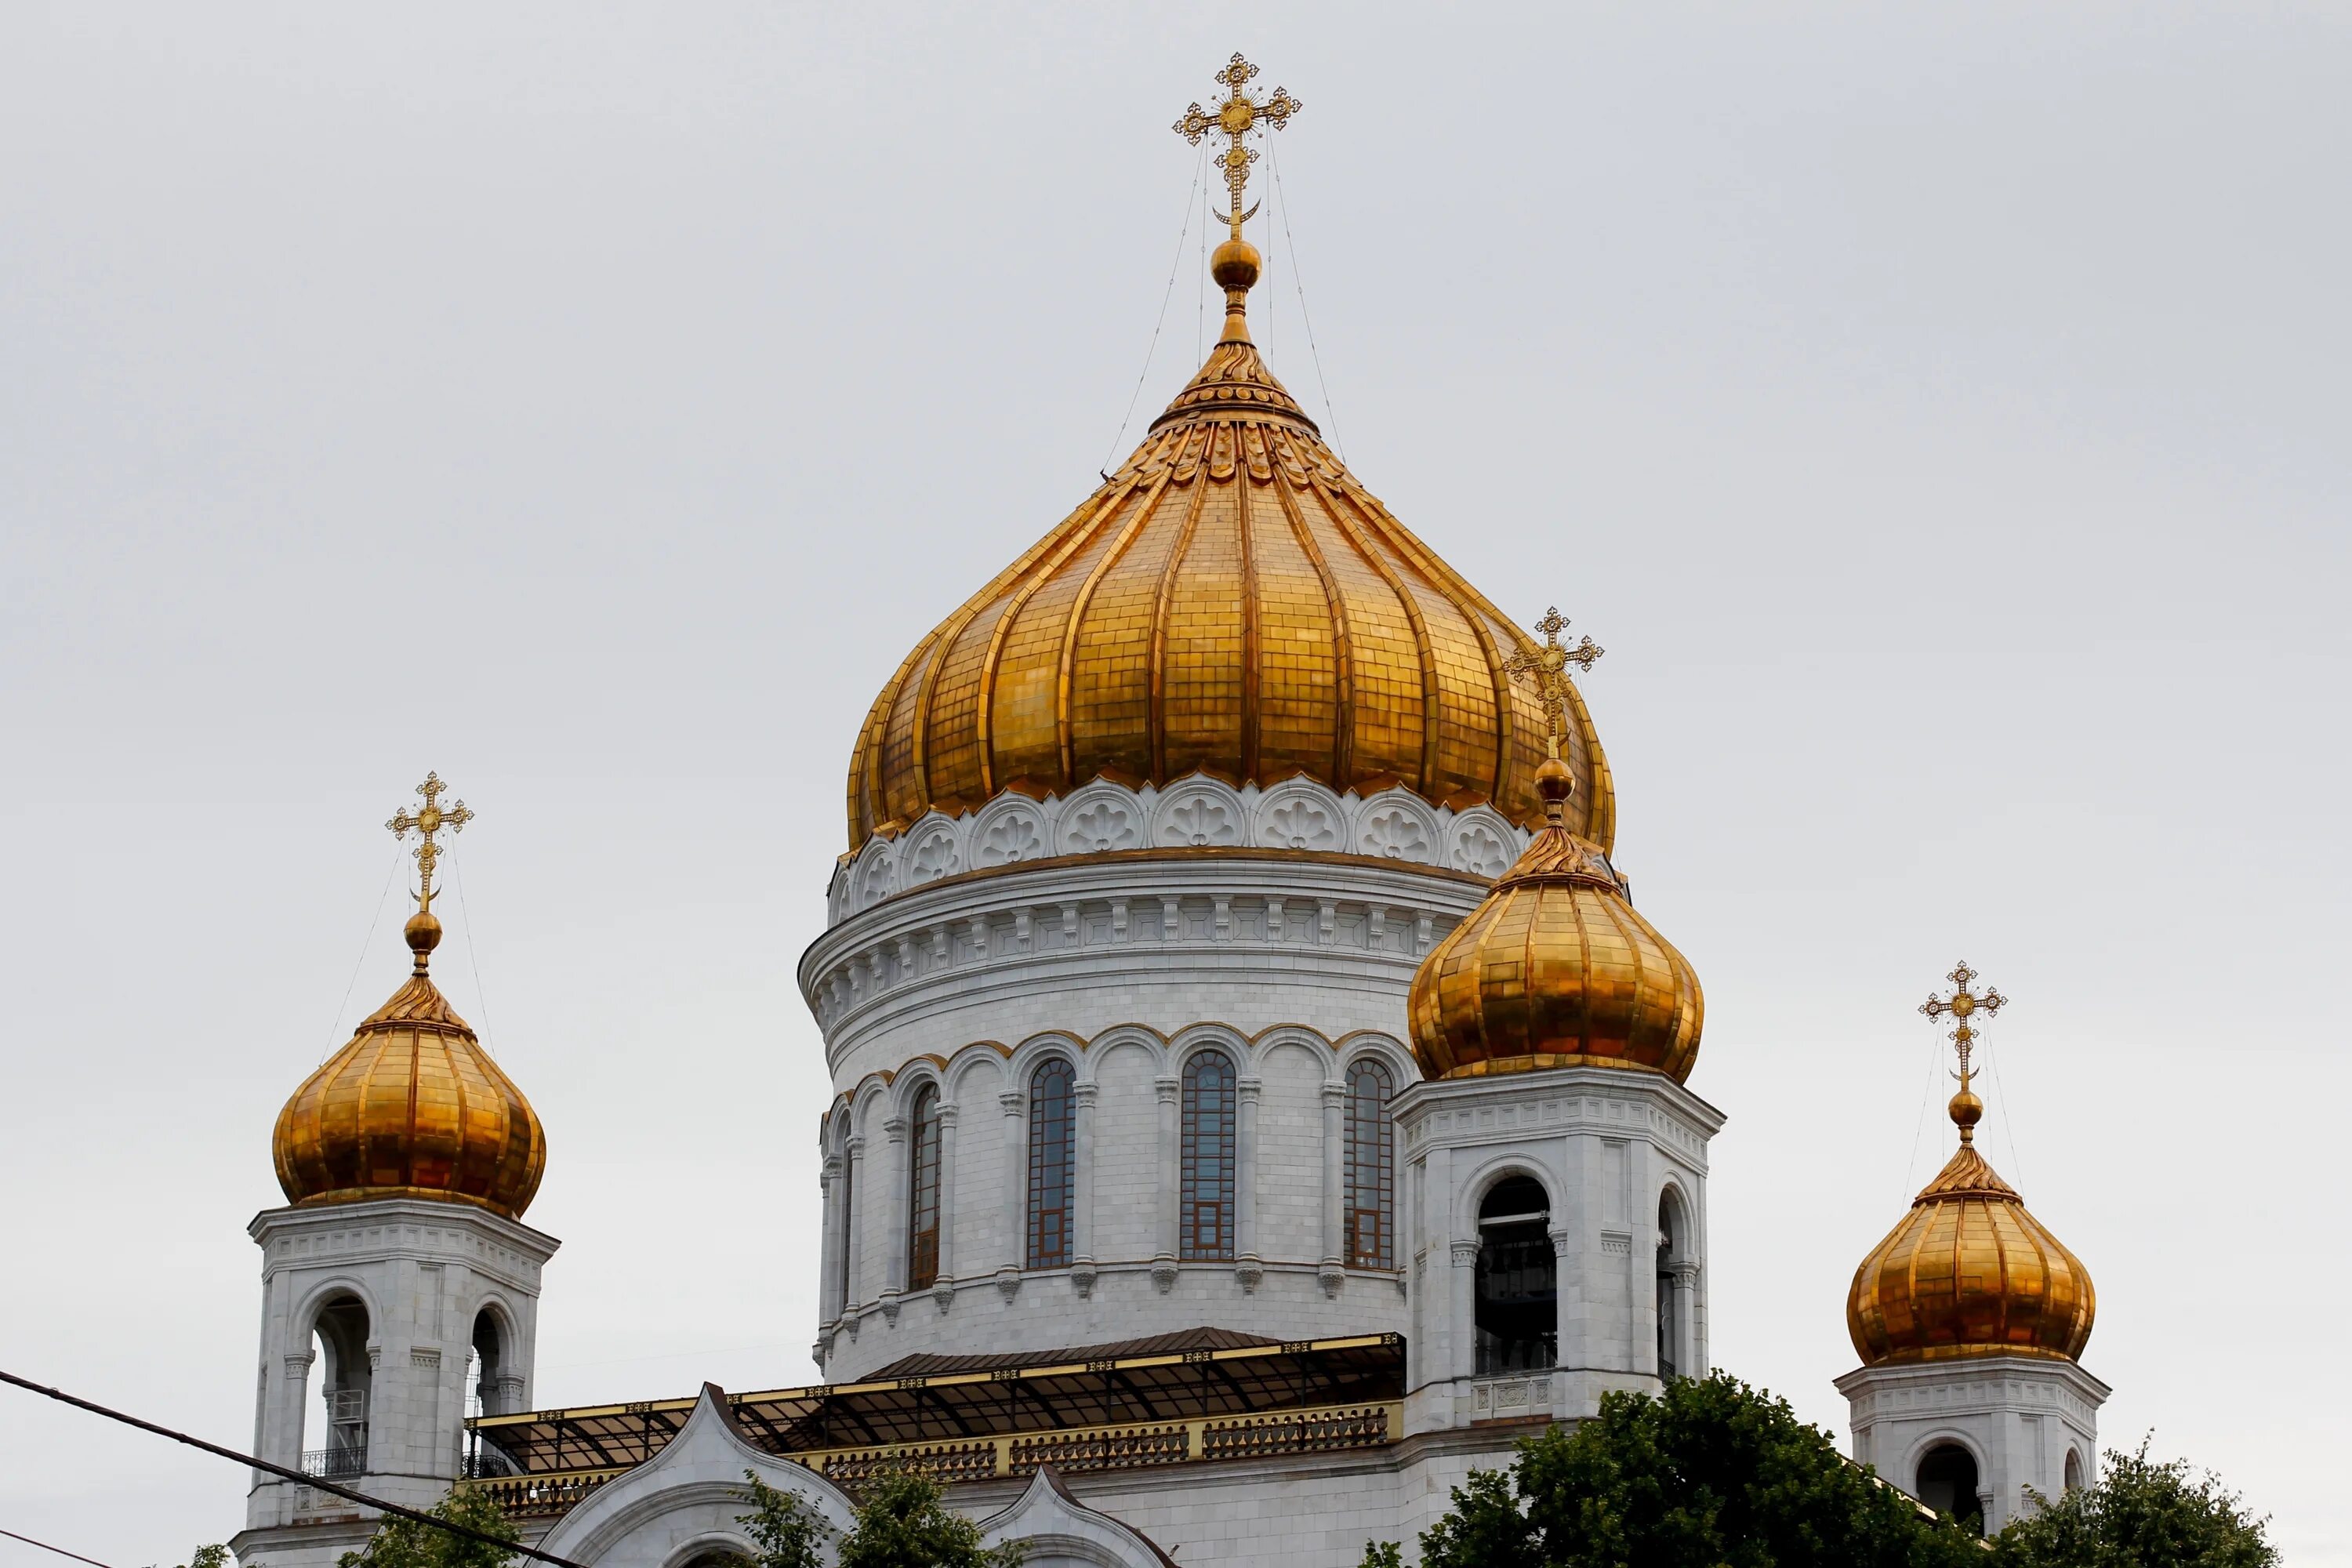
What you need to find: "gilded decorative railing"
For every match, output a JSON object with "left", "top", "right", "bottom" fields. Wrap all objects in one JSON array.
[
  {"left": 458, "top": 1465, "right": 628, "bottom": 1519},
  {"left": 457, "top": 1400, "right": 1401, "bottom": 1515}
]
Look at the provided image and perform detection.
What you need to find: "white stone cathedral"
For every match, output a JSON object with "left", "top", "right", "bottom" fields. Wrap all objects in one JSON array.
[{"left": 229, "top": 58, "right": 2108, "bottom": 1568}]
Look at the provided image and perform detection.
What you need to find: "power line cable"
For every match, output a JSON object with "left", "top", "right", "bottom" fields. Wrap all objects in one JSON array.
[
  {"left": 449, "top": 849, "right": 496, "bottom": 1058},
  {"left": 1100, "top": 146, "right": 1207, "bottom": 476},
  {"left": 323, "top": 841, "right": 407, "bottom": 1062},
  {"left": 0, "top": 1370, "right": 585, "bottom": 1568},
  {"left": 0, "top": 1526, "right": 118, "bottom": 1568},
  {"left": 1269, "top": 153, "right": 1343, "bottom": 459}
]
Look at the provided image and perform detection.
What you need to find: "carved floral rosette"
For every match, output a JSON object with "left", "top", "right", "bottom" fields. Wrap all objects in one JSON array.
[{"left": 829, "top": 774, "right": 1532, "bottom": 925}]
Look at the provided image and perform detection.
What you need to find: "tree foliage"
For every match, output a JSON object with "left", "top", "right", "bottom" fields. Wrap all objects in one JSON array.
[
  {"left": 737, "top": 1465, "right": 1022, "bottom": 1568},
  {"left": 1994, "top": 1436, "right": 2278, "bottom": 1568},
  {"left": 180, "top": 1548, "right": 234, "bottom": 1568},
  {"left": 1364, "top": 1373, "right": 1980, "bottom": 1568},
  {"left": 738, "top": 1468, "right": 833, "bottom": 1568},
  {"left": 336, "top": 1488, "right": 518, "bottom": 1568}
]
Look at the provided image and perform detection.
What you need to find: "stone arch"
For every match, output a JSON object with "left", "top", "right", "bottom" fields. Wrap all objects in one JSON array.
[
  {"left": 898, "top": 811, "right": 964, "bottom": 889},
  {"left": 849, "top": 836, "right": 898, "bottom": 912},
  {"left": 1151, "top": 774, "right": 1247, "bottom": 848},
  {"left": 1008, "top": 1031, "right": 1091, "bottom": 1088},
  {"left": 970, "top": 793, "right": 1051, "bottom": 868},
  {"left": 1453, "top": 1153, "right": 1559, "bottom": 1236},
  {"left": 1056, "top": 780, "right": 1149, "bottom": 855},
  {"left": 294, "top": 1279, "right": 379, "bottom": 1475},
  {"left": 944, "top": 1040, "right": 1013, "bottom": 1102},
  {"left": 1905, "top": 1428, "right": 1990, "bottom": 1533},
  {"left": 889, "top": 1055, "right": 949, "bottom": 1118},
  {"left": 1253, "top": 778, "right": 1347, "bottom": 852},
  {"left": 1167, "top": 1022, "right": 1251, "bottom": 1076},
  {"left": 539, "top": 1386, "right": 857, "bottom": 1564},
  {"left": 1331, "top": 1030, "right": 1418, "bottom": 1090},
  {"left": 1356, "top": 788, "right": 1443, "bottom": 865}
]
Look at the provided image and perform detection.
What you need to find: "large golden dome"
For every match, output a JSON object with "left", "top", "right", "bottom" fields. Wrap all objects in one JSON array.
[
  {"left": 274, "top": 911, "right": 546, "bottom": 1221},
  {"left": 844, "top": 249, "right": 1613, "bottom": 855},
  {"left": 1407, "top": 760, "right": 1703, "bottom": 1081},
  {"left": 1846, "top": 1097, "right": 2095, "bottom": 1366}
]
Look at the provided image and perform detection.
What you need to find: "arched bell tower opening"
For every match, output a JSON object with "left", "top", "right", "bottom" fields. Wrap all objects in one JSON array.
[
  {"left": 1474, "top": 1176, "right": 1556, "bottom": 1374},
  {"left": 307, "top": 1294, "right": 372, "bottom": 1480},
  {"left": 1655, "top": 1189, "right": 1690, "bottom": 1383},
  {"left": 1917, "top": 1442, "right": 1984, "bottom": 1534}
]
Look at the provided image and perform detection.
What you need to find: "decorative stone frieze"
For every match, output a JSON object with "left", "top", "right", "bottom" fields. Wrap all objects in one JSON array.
[{"left": 828, "top": 775, "right": 1528, "bottom": 926}]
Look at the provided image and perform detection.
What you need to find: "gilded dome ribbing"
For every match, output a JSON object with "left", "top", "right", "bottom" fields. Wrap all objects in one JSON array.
[
  {"left": 844, "top": 263, "right": 1614, "bottom": 856},
  {"left": 1407, "top": 761, "right": 1703, "bottom": 1081},
  {"left": 273, "top": 910, "right": 546, "bottom": 1221},
  {"left": 1846, "top": 1108, "right": 2095, "bottom": 1367}
]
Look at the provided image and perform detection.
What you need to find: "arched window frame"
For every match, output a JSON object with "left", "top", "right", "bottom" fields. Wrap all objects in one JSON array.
[
  {"left": 1025, "top": 1058, "right": 1076, "bottom": 1269},
  {"left": 906, "top": 1083, "right": 942, "bottom": 1291},
  {"left": 1180, "top": 1049, "right": 1238, "bottom": 1261},
  {"left": 1474, "top": 1172, "right": 1557, "bottom": 1375},
  {"left": 1343, "top": 1058, "right": 1396, "bottom": 1269}
]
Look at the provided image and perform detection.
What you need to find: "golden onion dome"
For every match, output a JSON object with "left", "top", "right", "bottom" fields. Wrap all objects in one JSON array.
[
  {"left": 1407, "top": 759, "right": 1703, "bottom": 1081},
  {"left": 844, "top": 238, "right": 1613, "bottom": 856},
  {"left": 273, "top": 909, "right": 546, "bottom": 1221},
  {"left": 1846, "top": 1091, "right": 2095, "bottom": 1366}
]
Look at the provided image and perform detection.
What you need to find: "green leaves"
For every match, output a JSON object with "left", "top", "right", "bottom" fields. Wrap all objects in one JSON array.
[
  {"left": 1367, "top": 1373, "right": 1980, "bottom": 1568},
  {"left": 738, "top": 1466, "right": 1022, "bottom": 1568},
  {"left": 335, "top": 1489, "right": 519, "bottom": 1568},
  {"left": 1993, "top": 1437, "right": 2278, "bottom": 1568}
]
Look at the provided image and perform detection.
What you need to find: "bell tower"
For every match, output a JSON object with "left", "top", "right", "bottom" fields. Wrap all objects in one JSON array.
[
  {"left": 234, "top": 776, "right": 558, "bottom": 1563},
  {"left": 1836, "top": 966, "right": 2107, "bottom": 1534}
]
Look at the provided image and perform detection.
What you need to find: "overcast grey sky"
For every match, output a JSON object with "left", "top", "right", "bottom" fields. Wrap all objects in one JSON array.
[{"left": 2, "top": 3, "right": 2346, "bottom": 1563}]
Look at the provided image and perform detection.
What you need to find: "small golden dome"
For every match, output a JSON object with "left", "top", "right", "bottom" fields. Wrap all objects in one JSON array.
[
  {"left": 1406, "top": 781, "right": 1703, "bottom": 1081},
  {"left": 273, "top": 905, "right": 546, "bottom": 1220},
  {"left": 844, "top": 247, "right": 1613, "bottom": 857},
  {"left": 1846, "top": 1097, "right": 2095, "bottom": 1366}
]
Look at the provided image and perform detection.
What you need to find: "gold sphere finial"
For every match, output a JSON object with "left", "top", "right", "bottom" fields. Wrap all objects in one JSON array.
[
  {"left": 1534, "top": 753, "right": 1575, "bottom": 827},
  {"left": 403, "top": 909, "right": 442, "bottom": 975},
  {"left": 1920, "top": 961, "right": 2007, "bottom": 1144}
]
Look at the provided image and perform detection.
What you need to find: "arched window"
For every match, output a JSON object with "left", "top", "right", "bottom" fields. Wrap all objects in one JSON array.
[
  {"left": 1026, "top": 1059, "right": 1076, "bottom": 1269},
  {"left": 1180, "top": 1051, "right": 1237, "bottom": 1261},
  {"left": 906, "top": 1085, "right": 942, "bottom": 1291},
  {"left": 304, "top": 1294, "right": 372, "bottom": 1480},
  {"left": 2063, "top": 1449, "right": 2085, "bottom": 1494},
  {"left": 1918, "top": 1443, "right": 1984, "bottom": 1535},
  {"left": 1475, "top": 1176, "right": 1555, "bottom": 1374},
  {"left": 1344, "top": 1059, "right": 1396, "bottom": 1269},
  {"left": 1656, "top": 1192, "right": 1683, "bottom": 1381}
]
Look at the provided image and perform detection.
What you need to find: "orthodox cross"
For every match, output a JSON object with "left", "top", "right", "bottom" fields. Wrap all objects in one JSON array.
[
  {"left": 1504, "top": 607, "right": 1604, "bottom": 756},
  {"left": 1920, "top": 960, "right": 2006, "bottom": 1091},
  {"left": 1172, "top": 53, "right": 1303, "bottom": 240},
  {"left": 386, "top": 771, "right": 473, "bottom": 915}
]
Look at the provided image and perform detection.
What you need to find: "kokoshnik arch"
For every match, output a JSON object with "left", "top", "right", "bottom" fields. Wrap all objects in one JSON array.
[{"left": 227, "top": 53, "right": 2110, "bottom": 1568}]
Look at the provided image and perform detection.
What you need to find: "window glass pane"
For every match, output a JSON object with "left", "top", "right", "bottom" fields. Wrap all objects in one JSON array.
[
  {"left": 1344, "top": 1060, "right": 1396, "bottom": 1269},
  {"left": 1180, "top": 1051, "right": 1236, "bottom": 1261},
  {"left": 1025, "top": 1060, "right": 1076, "bottom": 1269},
  {"left": 907, "top": 1087, "right": 942, "bottom": 1291}
]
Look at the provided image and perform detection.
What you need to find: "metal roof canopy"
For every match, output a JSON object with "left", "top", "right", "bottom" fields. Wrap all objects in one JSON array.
[{"left": 470, "top": 1333, "right": 1405, "bottom": 1475}]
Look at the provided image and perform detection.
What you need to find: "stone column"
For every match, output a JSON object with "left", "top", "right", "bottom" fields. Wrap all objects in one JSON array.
[
  {"left": 1073, "top": 1080, "right": 1099, "bottom": 1271},
  {"left": 1327, "top": 1086, "right": 1345, "bottom": 1298},
  {"left": 817, "top": 1153, "right": 845, "bottom": 1323},
  {"left": 1320, "top": 1080, "right": 1347, "bottom": 1277},
  {"left": 1450, "top": 1240, "right": 1482, "bottom": 1381},
  {"left": 842, "top": 1134, "right": 867, "bottom": 1316},
  {"left": 1236, "top": 1076, "right": 1263, "bottom": 1289},
  {"left": 1154, "top": 1075, "right": 1180, "bottom": 1288},
  {"left": 881, "top": 1116, "right": 909, "bottom": 1308},
  {"left": 933, "top": 1102, "right": 959, "bottom": 1301},
  {"left": 1669, "top": 1263, "right": 1700, "bottom": 1381},
  {"left": 997, "top": 1089, "right": 1025, "bottom": 1288}
]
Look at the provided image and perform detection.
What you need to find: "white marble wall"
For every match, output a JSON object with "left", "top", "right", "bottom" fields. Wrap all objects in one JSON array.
[
  {"left": 1835, "top": 1356, "right": 2110, "bottom": 1533},
  {"left": 236, "top": 1197, "right": 558, "bottom": 1554},
  {"left": 1391, "top": 1065, "right": 1723, "bottom": 1431}
]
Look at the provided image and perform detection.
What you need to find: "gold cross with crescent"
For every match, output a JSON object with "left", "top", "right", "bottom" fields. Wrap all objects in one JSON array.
[
  {"left": 1504, "top": 607, "right": 1604, "bottom": 757},
  {"left": 1172, "top": 53, "right": 1303, "bottom": 241},
  {"left": 387, "top": 771, "right": 473, "bottom": 915},
  {"left": 1920, "top": 960, "right": 2006, "bottom": 1096}
]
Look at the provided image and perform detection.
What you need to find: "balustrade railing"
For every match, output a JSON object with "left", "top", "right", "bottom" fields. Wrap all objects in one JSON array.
[
  {"left": 456, "top": 1399, "right": 1403, "bottom": 1518},
  {"left": 299, "top": 1446, "right": 367, "bottom": 1481}
]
